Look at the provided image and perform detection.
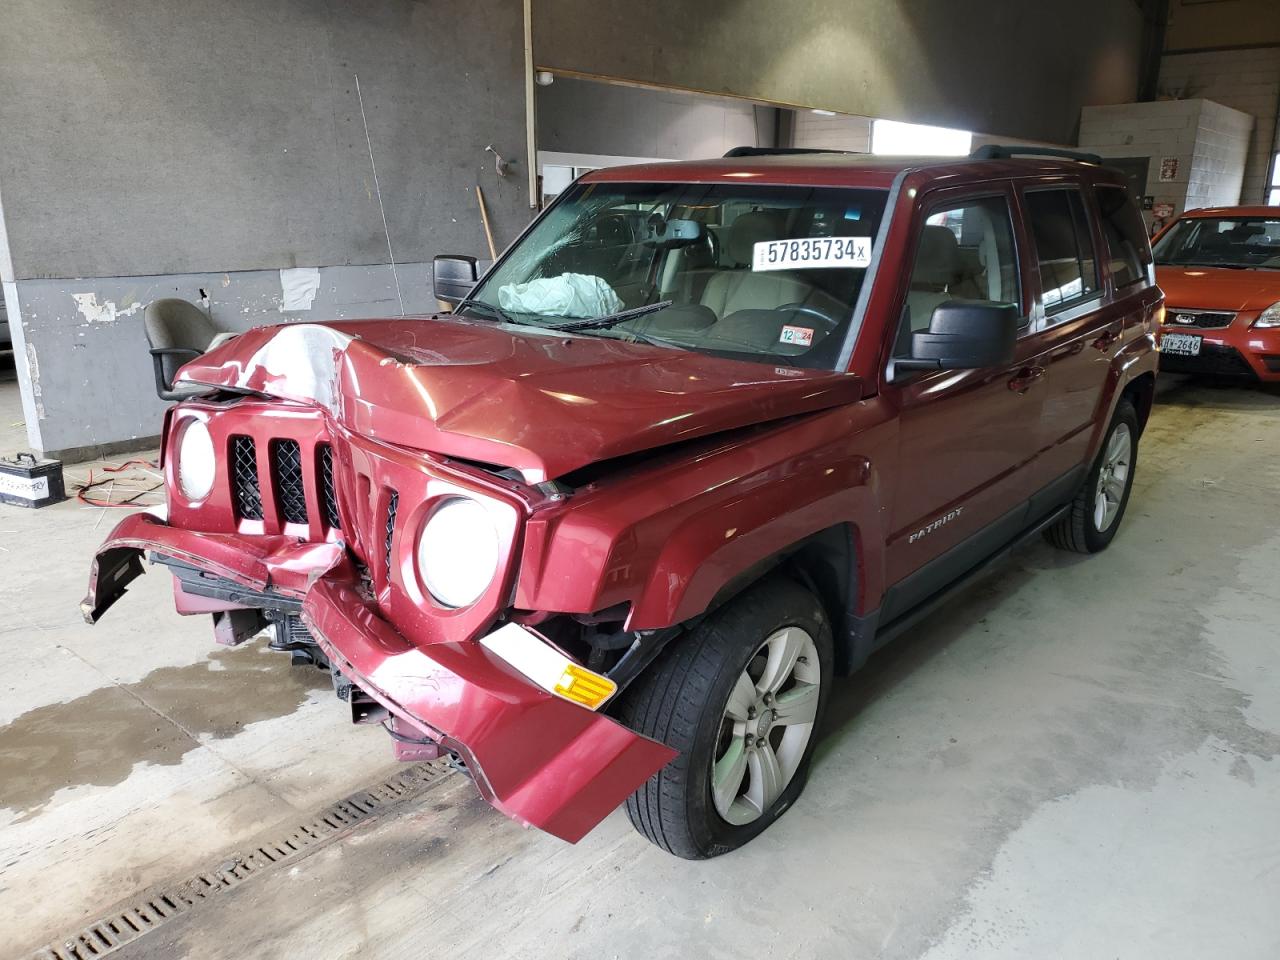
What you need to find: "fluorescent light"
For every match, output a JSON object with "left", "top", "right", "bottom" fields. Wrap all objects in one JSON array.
[
  {"left": 872, "top": 118, "right": 973, "bottom": 156},
  {"left": 811, "top": 109, "right": 837, "bottom": 116}
]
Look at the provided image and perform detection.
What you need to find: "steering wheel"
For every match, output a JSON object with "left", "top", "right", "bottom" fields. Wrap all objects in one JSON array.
[
  {"left": 777, "top": 301, "right": 842, "bottom": 334},
  {"left": 688, "top": 225, "right": 720, "bottom": 270}
]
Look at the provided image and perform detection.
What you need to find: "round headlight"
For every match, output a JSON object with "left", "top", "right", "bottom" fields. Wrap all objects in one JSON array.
[
  {"left": 176, "top": 419, "right": 216, "bottom": 501},
  {"left": 417, "top": 497, "right": 499, "bottom": 608}
]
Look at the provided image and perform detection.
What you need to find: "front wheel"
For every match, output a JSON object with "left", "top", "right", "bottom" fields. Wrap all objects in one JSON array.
[
  {"left": 1045, "top": 399, "right": 1139, "bottom": 554},
  {"left": 618, "top": 576, "right": 832, "bottom": 859}
]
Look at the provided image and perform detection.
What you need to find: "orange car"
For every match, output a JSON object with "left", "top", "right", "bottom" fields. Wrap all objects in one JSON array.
[{"left": 1153, "top": 205, "right": 1280, "bottom": 381}]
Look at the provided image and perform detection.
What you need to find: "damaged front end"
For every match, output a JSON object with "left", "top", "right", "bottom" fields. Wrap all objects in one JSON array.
[
  {"left": 80, "top": 324, "right": 689, "bottom": 843},
  {"left": 84, "top": 501, "right": 675, "bottom": 843},
  {"left": 83, "top": 318, "right": 858, "bottom": 841}
]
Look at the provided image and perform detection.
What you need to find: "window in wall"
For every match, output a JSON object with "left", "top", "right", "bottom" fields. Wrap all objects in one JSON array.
[
  {"left": 872, "top": 119, "right": 973, "bottom": 156},
  {"left": 896, "top": 195, "right": 1021, "bottom": 353},
  {"left": 1096, "top": 186, "right": 1151, "bottom": 287},
  {"left": 1024, "top": 189, "right": 1100, "bottom": 314}
]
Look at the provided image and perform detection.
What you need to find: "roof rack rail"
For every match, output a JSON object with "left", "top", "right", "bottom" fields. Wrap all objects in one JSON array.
[
  {"left": 971, "top": 144, "right": 1103, "bottom": 165},
  {"left": 722, "top": 146, "right": 856, "bottom": 158}
]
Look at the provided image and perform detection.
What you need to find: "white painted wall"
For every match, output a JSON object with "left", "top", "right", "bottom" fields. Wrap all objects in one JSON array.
[
  {"left": 792, "top": 112, "right": 873, "bottom": 152},
  {"left": 1159, "top": 48, "right": 1280, "bottom": 204},
  {"left": 1080, "top": 98, "right": 1253, "bottom": 222}
]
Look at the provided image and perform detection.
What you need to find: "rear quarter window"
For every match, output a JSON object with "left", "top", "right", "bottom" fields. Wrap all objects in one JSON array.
[{"left": 1096, "top": 186, "right": 1151, "bottom": 287}]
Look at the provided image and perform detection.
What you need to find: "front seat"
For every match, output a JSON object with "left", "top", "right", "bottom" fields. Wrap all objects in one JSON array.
[
  {"left": 700, "top": 211, "right": 817, "bottom": 317},
  {"left": 905, "top": 225, "right": 965, "bottom": 333},
  {"left": 143, "top": 298, "right": 237, "bottom": 401}
]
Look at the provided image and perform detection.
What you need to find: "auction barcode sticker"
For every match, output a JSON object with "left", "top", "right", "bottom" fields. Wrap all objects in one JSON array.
[{"left": 753, "top": 236, "right": 872, "bottom": 272}]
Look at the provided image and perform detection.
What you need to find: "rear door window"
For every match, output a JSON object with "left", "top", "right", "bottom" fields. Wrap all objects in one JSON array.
[
  {"left": 1024, "top": 188, "right": 1100, "bottom": 315},
  {"left": 1096, "top": 186, "right": 1151, "bottom": 287}
]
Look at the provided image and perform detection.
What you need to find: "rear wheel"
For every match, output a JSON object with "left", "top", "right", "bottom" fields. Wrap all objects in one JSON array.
[
  {"left": 619, "top": 576, "right": 832, "bottom": 859},
  {"left": 1045, "top": 399, "right": 1139, "bottom": 554}
]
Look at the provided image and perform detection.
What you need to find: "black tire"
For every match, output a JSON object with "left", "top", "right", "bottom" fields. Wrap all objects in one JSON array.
[
  {"left": 1045, "top": 399, "right": 1139, "bottom": 554},
  {"left": 617, "top": 576, "right": 833, "bottom": 859}
]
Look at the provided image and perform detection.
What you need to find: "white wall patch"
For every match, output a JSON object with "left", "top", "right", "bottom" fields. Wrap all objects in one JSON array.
[
  {"left": 279, "top": 267, "right": 321, "bottom": 312},
  {"left": 70, "top": 292, "right": 143, "bottom": 323}
]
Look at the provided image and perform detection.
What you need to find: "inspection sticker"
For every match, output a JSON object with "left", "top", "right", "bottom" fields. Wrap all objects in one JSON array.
[
  {"left": 753, "top": 236, "right": 871, "bottom": 272},
  {"left": 779, "top": 324, "right": 814, "bottom": 347}
]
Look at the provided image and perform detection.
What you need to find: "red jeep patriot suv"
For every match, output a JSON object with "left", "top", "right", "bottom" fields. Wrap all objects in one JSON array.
[{"left": 84, "top": 146, "right": 1159, "bottom": 859}]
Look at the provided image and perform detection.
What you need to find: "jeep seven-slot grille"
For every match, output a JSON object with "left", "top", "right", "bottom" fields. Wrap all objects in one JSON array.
[
  {"left": 384, "top": 491, "right": 399, "bottom": 572},
  {"left": 231, "top": 436, "right": 264, "bottom": 520},
  {"left": 271, "top": 440, "right": 308, "bottom": 525},
  {"left": 229, "top": 435, "right": 343, "bottom": 531},
  {"left": 318, "top": 445, "right": 341, "bottom": 530}
]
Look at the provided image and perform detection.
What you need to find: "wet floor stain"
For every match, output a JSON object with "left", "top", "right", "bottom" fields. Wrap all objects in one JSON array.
[{"left": 0, "top": 643, "right": 330, "bottom": 818}]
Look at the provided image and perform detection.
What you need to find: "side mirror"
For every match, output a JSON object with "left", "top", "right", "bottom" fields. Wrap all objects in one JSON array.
[
  {"left": 896, "top": 300, "right": 1019, "bottom": 375},
  {"left": 433, "top": 255, "right": 480, "bottom": 305}
]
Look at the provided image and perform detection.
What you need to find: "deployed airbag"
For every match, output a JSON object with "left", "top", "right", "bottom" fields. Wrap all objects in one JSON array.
[{"left": 498, "top": 273, "right": 623, "bottom": 319}]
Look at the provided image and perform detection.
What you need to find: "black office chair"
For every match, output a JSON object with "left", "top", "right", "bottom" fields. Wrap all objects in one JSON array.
[{"left": 143, "top": 299, "right": 237, "bottom": 401}]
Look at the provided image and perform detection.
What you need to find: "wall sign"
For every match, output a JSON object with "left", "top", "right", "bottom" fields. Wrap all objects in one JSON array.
[
  {"left": 1153, "top": 202, "right": 1175, "bottom": 218},
  {"left": 1159, "top": 157, "right": 1179, "bottom": 182}
]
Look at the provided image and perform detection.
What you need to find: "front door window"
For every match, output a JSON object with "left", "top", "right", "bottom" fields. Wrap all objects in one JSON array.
[{"left": 894, "top": 195, "right": 1021, "bottom": 354}]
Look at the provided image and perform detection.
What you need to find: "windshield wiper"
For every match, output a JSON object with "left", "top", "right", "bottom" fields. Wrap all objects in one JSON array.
[
  {"left": 1161, "top": 260, "right": 1248, "bottom": 270},
  {"left": 453, "top": 297, "right": 519, "bottom": 325},
  {"left": 553, "top": 300, "right": 675, "bottom": 332}
]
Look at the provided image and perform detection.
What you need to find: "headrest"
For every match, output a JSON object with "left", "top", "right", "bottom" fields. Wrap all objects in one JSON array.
[
  {"left": 728, "top": 210, "right": 784, "bottom": 266},
  {"left": 912, "top": 225, "right": 962, "bottom": 287}
]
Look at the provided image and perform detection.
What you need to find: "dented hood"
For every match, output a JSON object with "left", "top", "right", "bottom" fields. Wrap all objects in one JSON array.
[{"left": 177, "top": 317, "right": 865, "bottom": 482}]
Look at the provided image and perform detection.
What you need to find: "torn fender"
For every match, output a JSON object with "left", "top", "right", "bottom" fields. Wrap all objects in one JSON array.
[
  {"left": 81, "top": 512, "right": 348, "bottom": 623},
  {"left": 82, "top": 512, "right": 676, "bottom": 843},
  {"left": 301, "top": 578, "right": 676, "bottom": 843}
]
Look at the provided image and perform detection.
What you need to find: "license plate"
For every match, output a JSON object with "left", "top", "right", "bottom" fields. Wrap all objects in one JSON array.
[{"left": 1161, "top": 332, "right": 1202, "bottom": 356}]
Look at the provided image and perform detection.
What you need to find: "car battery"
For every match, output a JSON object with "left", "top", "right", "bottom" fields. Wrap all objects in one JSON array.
[{"left": 0, "top": 452, "right": 68, "bottom": 508}]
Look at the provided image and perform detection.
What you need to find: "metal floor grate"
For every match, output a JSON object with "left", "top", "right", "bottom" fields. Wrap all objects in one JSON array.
[{"left": 23, "top": 759, "right": 452, "bottom": 960}]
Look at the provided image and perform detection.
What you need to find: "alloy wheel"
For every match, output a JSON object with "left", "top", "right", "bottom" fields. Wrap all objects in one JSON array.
[
  {"left": 711, "top": 626, "right": 822, "bottom": 826},
  {"left": 1093, "top": 422, "right": 1132, "bottom": 532}
]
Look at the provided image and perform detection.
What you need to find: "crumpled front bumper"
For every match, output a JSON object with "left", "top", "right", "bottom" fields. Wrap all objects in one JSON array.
[{"left": 83, "top": 512, "right": 676, "bottom": 843}]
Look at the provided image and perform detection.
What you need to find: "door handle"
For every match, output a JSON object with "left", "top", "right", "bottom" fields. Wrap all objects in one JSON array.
[
  {"left": 1007, "top": 365, "right": 1045, "bottom": 393},
  {"left": 1093, "top": 323, "right": 1122, "bottom": 350}
]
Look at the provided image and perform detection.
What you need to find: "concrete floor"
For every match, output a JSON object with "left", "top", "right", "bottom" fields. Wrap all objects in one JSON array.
[{"left": 2, "top": 373, "right": 1279, "bottom": 959}]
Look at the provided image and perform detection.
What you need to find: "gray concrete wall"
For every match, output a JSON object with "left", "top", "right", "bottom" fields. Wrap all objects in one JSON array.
[
  {"left": 537, "top": 77, "right": 773, "bottom": 159},
  {"left": 0, "top": 0, "right": 530, "bottom": 457},
  {"left": 0, "top": 0, "right": 529, "bottom": 279},
  {"left": 533, "top": 0, "right": 1146, "bottom": 146}
]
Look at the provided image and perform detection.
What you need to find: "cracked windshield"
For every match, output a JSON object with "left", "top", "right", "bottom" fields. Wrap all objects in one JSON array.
[{"left": 463, "top": 181, "right": 889, "bottom": 369}]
